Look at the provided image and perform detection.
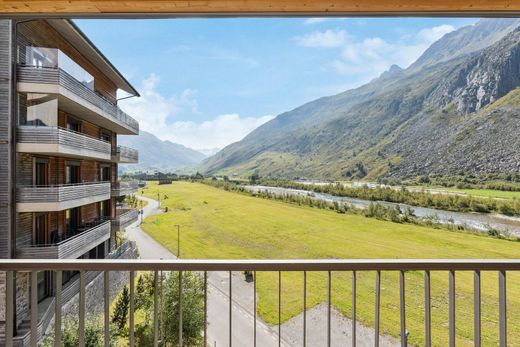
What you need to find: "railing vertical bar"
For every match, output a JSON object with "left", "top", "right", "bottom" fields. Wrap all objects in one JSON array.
[
  {"left": 130, "top": 271, "right": 135, "bottom": 347},
  {"left": 499, "top": 270, "right": 507, "bottom": 347},
  {"left": 104, "top": 271, "right": 109, "bottom": 347},
  {"left": 279, "top": 271, "right": 282, "bottom": 347},
  {"left": 179, "top": 270, "right": 184, "bottom": 347},
  {"left": 449, "top": 270, "right": 455, "bottom": 347},
  {"left": 79, "top": 270, "right": 86, "bottom": 347},
  {"left": 425, "top": 270, "right": 431, "bottom": 347},
  {"left": 327, "top": 270, "right": 331, "bottom": 347},
  {"left": 204, "top": 271, "right": 208, "bottom": 347},
  {"left": 254, "top": 270, "right": 257, "bottom": 347},
  {"left": 352, "top": 271, "right": 356, "bottom": 347},
  {"left": 153, "top": 270, "right": 159, "bottom": 347},
  {"left": 55, "top": 270, "right": 62, "bottom": 347},
  {"left": 30, "top": 271, "right": 38, "bottom": 347},
  {"left": 375, "top": 270, "right": 380, "bottom": 347},
  {"left": 303, "top": 271, "right": 307, "bottom": 347},
  {"left": 5, "top": 271, "right": 14, "bottom": 347},
  {"left": 160, "top": 271, "right": 164, "bottom": 346},
  {"left": 229, "top": 270, "right": 232, "bottom": 347},
  {"left": 400, "top": 270, "right": 406, "bottom": 347},
  {"left": 474, "top": 270, "right": 480, "bottom": 347}
]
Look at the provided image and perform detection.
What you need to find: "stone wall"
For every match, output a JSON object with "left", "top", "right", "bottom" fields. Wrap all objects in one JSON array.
[{"left": 59, "top": 242, "right": 138, "bottom": 328}]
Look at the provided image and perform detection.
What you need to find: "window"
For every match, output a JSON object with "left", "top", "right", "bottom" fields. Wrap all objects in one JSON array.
[
  {"left": 65, "top": 208, "right": 79, "bottom": 237},
  {"left": 99, "top": 164, "right": 111, "bottom": 182},
  {"left": 34, "top": 158, "right": 48, "bottom": 186},
  {"left": 65, "top": 161, "right": 81, "bottom": 184},
  {"left": 37, "top": 271, "right": 51, "bottom": 302},
  {"left": 34, "top": 213, "right": 48, "bottom": 245},
  {"left": 66, "top": 116, "right": 81, "bottom": 132}
]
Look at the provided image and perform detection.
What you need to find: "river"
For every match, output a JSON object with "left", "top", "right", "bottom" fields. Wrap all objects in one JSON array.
[{"left": 244, "top": 185, "right": 520, "bottom": 236}]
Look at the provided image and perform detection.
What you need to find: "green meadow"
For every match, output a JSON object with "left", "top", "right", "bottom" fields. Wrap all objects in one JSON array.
[{"left": 141, "top": 181, "right": 520, "bottom": 346}]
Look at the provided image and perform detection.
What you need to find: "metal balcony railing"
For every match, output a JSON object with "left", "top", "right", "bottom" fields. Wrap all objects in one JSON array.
[
  {"left": 111, "top": 180, "right": 139, "bottom": 197},
  {"left": 17, "top": 66, "right": 139, "bottom": 134},
  {"left": 16, "top": 220, "right": 111, "bottom": 259},
  {"left": 0, "top": 259, "right": 516, "bottom": 347},
  {"left": 113, "top": 145, "right": 139, "bottom": 163},
  {"left": 17, "top": 125, "right": 112, "bottom": 160}
]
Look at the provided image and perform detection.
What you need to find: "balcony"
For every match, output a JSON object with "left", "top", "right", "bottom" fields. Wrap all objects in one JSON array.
[
  {"left": 17, "top": 125, "right": 112, "bottom": 161},
  {"left": 112, "top": 208, "right": 139, "bottom": 231},
  {"left": 111, "top": 180, "right": 139, "bottom": 197},
  {"left": 15, "top": 220, "right": 111, "bottom": 259},
  {"left": 17, "top": 65, "right": 139, "bottom": 135},
  {"left": 0, "top": 259, "right": 515, "bottom": 346},
  {"left": 16, "top": 182, "right": 111, "bottom": 212},
  {"left": 112, "top": 145, "right": 139, "bottom": 163}
]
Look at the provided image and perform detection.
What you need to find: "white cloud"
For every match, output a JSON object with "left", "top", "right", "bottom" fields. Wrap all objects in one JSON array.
[
  {"left": 294, "top": 29, "right": 347, "bottom": 48},
  {"left": 120, "top": 74, "right": 273, "bottom": 152},
  {"left": 416, "top": 24, "right": 455, "bottom": 43},
  {"left": 166, "top": 114, "right": 274, "bottom": 150},
  {"left": 304, "top": 18, "right": 329, "bottom": 25},
  {"left": 329, "top": 24, "right": 457, "bottom": 79}
]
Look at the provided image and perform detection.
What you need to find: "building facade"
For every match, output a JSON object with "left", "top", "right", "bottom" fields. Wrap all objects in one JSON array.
[{"left": 0, "top": 19, "right": 140, "bottom": 344}]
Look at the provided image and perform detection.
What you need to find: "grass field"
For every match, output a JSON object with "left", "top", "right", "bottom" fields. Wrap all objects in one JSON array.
[{"left": 141, "top": 181, "right": 520, "bottom": 346}]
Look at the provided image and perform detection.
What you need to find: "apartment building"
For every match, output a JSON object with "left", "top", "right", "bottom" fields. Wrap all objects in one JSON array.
[{"left": 0, "top": 19, "right": 140, "bottom": 343}]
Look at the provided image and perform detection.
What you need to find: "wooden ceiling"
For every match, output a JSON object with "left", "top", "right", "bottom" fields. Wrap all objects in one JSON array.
[{"left": 1, "top": 1, "right": 520, "bottom": 17}]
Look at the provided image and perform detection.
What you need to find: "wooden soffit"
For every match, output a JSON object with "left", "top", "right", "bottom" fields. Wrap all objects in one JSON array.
[{"left": 2, "top": 1, "right": 520, "bottom": 17}]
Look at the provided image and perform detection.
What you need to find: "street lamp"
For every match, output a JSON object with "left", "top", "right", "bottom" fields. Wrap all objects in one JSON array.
[{"left": 175, "top": 224, "right": 181, "bottom": 258}]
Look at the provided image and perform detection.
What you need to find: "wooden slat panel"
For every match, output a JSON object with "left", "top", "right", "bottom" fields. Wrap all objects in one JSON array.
[
  {"left": 17, "top": 182, "right": 110, "bottom": 203},
  {"left": 111, "top": 208, "right": 138, "bottom": 230},
  {"left": 0, "top": 20, "right": 11, "bottom": 259},
  {"left": 17, "top": 126, "right": 112, "bottom": 155},
  {"left": 16, "top": 220, "right": 111, "bottom": 259},
  {"left": 2, "top": 1, "right": 520, "bottom": 15}
]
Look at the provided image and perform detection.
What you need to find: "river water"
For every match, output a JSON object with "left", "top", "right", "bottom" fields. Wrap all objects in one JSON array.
[{"left": 244, "top": 185, "right": 520, "bottom": 236}]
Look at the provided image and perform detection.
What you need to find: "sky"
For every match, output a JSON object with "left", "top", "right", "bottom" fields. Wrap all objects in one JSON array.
[{"left": 76, "top": 17, "right": 478, "bottom": 154}]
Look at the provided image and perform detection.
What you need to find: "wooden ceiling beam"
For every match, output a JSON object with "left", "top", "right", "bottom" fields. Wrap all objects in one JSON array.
[{"left": 2, "top": 1, "right": 520, "bottom": 17}]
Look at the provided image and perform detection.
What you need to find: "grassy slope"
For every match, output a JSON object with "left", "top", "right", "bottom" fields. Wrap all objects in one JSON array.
[{"left": 141, "top": 182, "right": 520, "bottom": 346}]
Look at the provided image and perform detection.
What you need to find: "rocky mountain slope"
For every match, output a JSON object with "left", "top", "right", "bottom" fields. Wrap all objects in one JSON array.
[
  {"left": 200, "top": 19, "right": 520, "bottom": 179},
  {"left": 118, "top": 131, "right": 206, "bottom": 172}
]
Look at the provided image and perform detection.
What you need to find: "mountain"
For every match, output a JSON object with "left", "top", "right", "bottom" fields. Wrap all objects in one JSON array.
[
  {"left": 200, "top": 19, "right": 520, "bottom": 180},
  {"left": 118, "top": 131, "right": 206, "bottom": 172}
]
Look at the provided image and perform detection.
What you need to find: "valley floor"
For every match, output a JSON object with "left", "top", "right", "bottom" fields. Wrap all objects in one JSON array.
[{"left": 140, "top": 181, "right": 520, "bottom": 346}]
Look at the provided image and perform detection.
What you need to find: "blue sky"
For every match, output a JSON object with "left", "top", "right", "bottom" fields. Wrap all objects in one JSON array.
[{"left": 76, "top": 17, "right": 477, "bottom": 153}]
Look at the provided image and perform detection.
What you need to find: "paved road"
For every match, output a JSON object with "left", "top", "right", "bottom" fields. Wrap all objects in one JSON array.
[{"left": 126, "top": 195, "right": 290, "bottom": 347}]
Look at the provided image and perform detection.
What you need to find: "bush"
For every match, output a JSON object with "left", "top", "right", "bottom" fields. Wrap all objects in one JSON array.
[{"left": 42, "top": 319, "right": 104, "bottom": 347}]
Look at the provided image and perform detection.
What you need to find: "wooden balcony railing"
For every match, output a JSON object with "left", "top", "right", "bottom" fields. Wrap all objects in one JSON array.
[
  {"left": 16, "top": 182, "right": 111, "bottom": 212},
  {"left": 17, "top": 125, "right": 112, "bottom": 160},
  {"left": 112, "top": 145, "right": 138, "bottom": 163},
  {"left": 17, "top": 66, "right": 139, "bottom": 134},
  {"left": 0, "top": 259, "right": 517, "bottom": 347},
  {"left": 111, "top": 180, "right": 139, "bottom": 197},
  {"left": 112, "top": 208, "right": 139, "bottom": 231},
  {"left": 16, "top": 220, "right": 111, "bottom": 259}
]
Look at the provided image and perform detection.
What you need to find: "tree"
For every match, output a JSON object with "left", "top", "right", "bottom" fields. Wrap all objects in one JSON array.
[
  {"left": 163, "top": 271, "right": 205, "bottom": 346},
  {"left": 112, "top": 286, "right": 130, "bottom": 334}
]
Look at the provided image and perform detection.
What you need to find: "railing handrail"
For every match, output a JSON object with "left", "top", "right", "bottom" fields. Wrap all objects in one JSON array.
[
  {"left": 2, "top": 259, "right": 520, "bottom": 271},
  {"left": 18, "top": 125, "right": 112, "bottom": 144}
]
